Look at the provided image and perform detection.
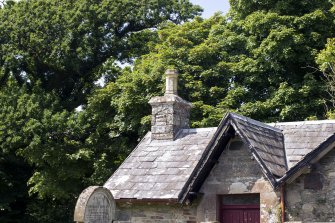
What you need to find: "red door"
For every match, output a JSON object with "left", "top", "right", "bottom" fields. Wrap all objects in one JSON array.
[{"left": 221, "top": 205, "right": 260, "bottom": 223}]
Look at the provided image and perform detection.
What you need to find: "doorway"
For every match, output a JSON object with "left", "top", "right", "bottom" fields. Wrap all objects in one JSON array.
[{"left": 220, "top": 194, "right": 260, "bottom": 223}]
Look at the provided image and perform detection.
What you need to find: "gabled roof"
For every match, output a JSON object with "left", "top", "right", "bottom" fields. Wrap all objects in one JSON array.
[
  {"left": 104, "top": 127, "right": 217, "bottom": 200},
  {"left": 229, "top": 113, "right": 287, "bottom": 177},
  {"left": 179, "top": 113, "right": 287, "bottom": 202},
  {"left": 272, "top": 120, "right": 335, "bottom": 185},
  {"left": 103, "top": 112, "right": 335, "bottom": 203},
  {"left": 278, "top": 133, "right": 335, "bottom": 185}
]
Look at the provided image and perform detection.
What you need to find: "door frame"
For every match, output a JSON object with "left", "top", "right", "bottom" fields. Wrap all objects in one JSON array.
[{"left": 219, "top": 194, "right": 260, "bottom": 223}]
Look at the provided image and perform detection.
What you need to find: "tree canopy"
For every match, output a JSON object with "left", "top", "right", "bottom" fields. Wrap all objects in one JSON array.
[
  {"left": 1, "top": 0, "right": 335, "bottom": 222},
  {"left": 317, "top": 37, "right": 335, "bottom": 114},
  {"left": 0, "top": 0, "right": 201, "bottom": 110},
  {"left": 0, "top": 0, "right": 201, "bottom": 222},
  {"left": 103, "top": 0, "right": 335, "bottom": 128}
]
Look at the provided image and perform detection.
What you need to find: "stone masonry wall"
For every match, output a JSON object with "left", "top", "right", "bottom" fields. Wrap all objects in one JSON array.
[
  {"left": 197, "top": 138, "right": 281, "bottom": 223},
  {"left": 114, "top": 203, "right": 197, "bottom": 223},
  {"left": 285, "top": 148, "right": 335, "bottom": 222},
  {"left": 150, "top": 95, "right": 191, "bottom": 140},
  {"left": 151, "top": 103, "right": 175, "bottom": 140},
  {"left": 110, "top": 138, "right": 282, "bottom": 223}
]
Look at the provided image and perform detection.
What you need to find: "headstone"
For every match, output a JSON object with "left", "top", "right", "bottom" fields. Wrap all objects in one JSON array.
[{"left": 74, "top": 186, "right": 115, "bottom": 223}]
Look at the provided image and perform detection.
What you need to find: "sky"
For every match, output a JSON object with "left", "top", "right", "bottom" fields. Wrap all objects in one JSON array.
[{"left": 190, "top": 0, "right": 230, "bottom": 18}]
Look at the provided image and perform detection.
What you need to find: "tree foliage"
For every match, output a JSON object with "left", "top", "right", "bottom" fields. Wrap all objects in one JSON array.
[
  {"left": 1, "top": 0, "right": 335, "bottom": 222},
  {"left": 105, "top": 0, "right": 335, "bottom": 130},
  {"left": 0, "top": 0, "right": 201, "bottom": 222},
  {"left": 317, "top": 37, "right": 335, "bottom": 115},
  {"left": 0, "top": 0, "right": 201, "bottom": 110}
]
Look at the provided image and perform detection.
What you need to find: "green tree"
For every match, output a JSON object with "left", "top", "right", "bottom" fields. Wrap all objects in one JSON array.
[
  {"left": 105, "top": 0, "right": 335, "bottom": 131},
  {"left": 0, "top": 0, "right": 201, "bottom": 222},
  {"left": 0, "top": 80, "right": 90, "bottom": 222},
  {"left": 317, "top": 37, "right": 335, "bottom": 116},
  {"left": 2, "top": 0, "right": 335, "bottom": 222},
  {"left": 0, "top": 0, "right": 201, "bottom": 110},
  {"left": 82, "top": 6, "right": 335, "bottom": 209}
]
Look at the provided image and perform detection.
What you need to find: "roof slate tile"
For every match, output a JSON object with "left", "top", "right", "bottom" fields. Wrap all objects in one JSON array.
[
  {"left": 104, "top": 128, "right": 217, "bottom": 199},
  {"left": 271, "top": 120, "right": 335, "bottom": 168},
  {"left": 104, "top": 114, "right": 335, "bottom": 201}
]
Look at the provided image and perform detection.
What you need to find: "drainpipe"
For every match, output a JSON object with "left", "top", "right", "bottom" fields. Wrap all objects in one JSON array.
[{"left": 280, "top": 184, "right": 285, "bottom": 223}]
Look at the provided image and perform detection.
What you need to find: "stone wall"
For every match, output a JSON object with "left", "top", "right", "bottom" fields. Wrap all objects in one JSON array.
[
  {"left": 285, "top": 148, "right": 335, "bottom": 222},
  {"left": 197, "top": 138, "right": 281, "bottom": 223},
  {"left": 107, "top": 138, "right": 283, "bottom": 223},
  {"left": 114, "top": 203, "right": 197, "bottom": 223},
  {"left": 149, "top": 95, "right": 192, "bottom": 140}
]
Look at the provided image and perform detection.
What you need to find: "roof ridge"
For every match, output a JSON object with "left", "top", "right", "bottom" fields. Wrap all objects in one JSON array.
[
  {"left": 229, "top": 112, "right": 282, "bottom": 133},
  {"left": 181, "top": 127, "right": 218, "bottom": 133},
  {"left": 270, "top": 119, "right": 335, "bottom": 126}
]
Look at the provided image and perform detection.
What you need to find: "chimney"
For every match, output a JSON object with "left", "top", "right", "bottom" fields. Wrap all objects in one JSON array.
[{"left": 149, "top": 69, "right": 192, "bottom": 140}]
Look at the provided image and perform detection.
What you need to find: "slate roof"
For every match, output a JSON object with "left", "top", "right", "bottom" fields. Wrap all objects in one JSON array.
[
  {"left": 104, "top": 112, "right": 335, "bottom": 202},
  {"left": 229, "top": 113, "right": 287, "bottom": 177},
  {"left": 278, "top": 133, "right": 335, "bottom": 185},
  {"left": 270, "top": 120, "right": 335, "bottom": 168},
  {"left": 104, "top": 128, "right": 217, "bottom": 200},
  {"left": 179, "top": 113, "right": 287, "bottom": 202}
]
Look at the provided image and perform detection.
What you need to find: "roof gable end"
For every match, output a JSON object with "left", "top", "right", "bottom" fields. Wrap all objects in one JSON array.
[
  {"left": 230, "top": 113, "right": 287, "bottom": 178},
  {"left": 179, "top": 113, "right": 287, "bottom": 202}
]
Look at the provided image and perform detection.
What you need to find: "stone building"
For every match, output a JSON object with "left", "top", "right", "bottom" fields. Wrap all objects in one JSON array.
[{"left": 74, "top": 69, "right": 335, "bottom": 223}]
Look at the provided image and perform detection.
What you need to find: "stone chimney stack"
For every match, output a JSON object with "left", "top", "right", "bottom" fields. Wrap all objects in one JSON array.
[{"left": 149, "top": 69, "right": 192, "bottom": 140}]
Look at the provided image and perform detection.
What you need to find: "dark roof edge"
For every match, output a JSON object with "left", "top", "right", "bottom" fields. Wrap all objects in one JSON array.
[
  {"left": 229, "top": 119, "right": 279, "bottom": 188},
  {"left": 178, "top": 112, "right": 284, "bottom": 203},
  {"left": 277, "top": 134, "right": 335, "bottom": 186},
  {"left": 178, "top": 113, "right": 233, "bottom": 203},
  {"left": 230, "top": 112, "right": 283, "bottom": 133}
]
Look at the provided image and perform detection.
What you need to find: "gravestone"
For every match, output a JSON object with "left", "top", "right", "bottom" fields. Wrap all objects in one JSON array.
[{"left": 74, "top": 186, "right": 115, "bottom": 223}]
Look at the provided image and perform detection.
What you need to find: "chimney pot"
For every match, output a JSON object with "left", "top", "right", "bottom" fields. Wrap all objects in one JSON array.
[{"left": 165, "top": 69, "right": 178, "bottom": 95}]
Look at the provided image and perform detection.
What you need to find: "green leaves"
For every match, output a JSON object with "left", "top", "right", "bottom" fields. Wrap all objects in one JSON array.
[
  {"left": 0, "top": 0, "right": 201, "bottom": 110},
  {"left": 110, "top": 0, "right": 335, "bottom": 129},
  {"left": 0, "top": 1, "right": 201, "bottom": 221},
  {"left": 229, "top": 0, "right": 332, "bottom": 18},
  {"left": 317, "top": 38, "right": 335, "bottom": 72},
  {"left": 317, "top": 38, "right": 335, "bottom": 110},
  {"left": 1, "top": 0, "right": 335, "bottom": 222}
]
